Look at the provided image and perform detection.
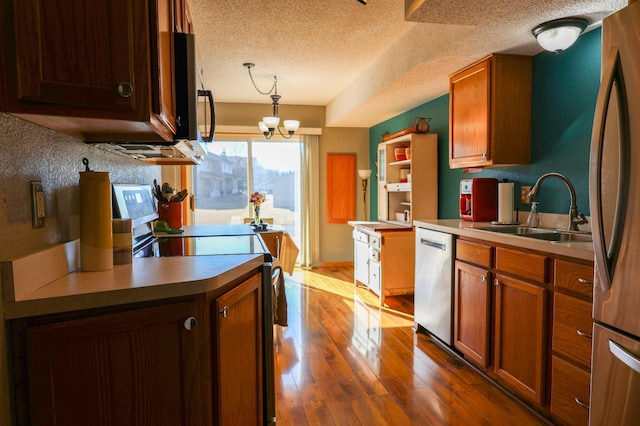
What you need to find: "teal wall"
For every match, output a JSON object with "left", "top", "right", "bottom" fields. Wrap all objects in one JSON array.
[{"left": 369, "top": 28, "right": 602, "bottom": 220}]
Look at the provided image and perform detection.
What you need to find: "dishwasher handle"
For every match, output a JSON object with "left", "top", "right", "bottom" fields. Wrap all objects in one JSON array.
[{"left": 420, "top": 238, "right": 447, "bottom": 251}]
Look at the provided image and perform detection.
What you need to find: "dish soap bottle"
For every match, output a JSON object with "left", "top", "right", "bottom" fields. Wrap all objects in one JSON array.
[{"left": 527, "top": 202, "right": 540, "bottom": 228}]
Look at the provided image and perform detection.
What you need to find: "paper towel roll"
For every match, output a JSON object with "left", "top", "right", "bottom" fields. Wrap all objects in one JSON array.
[
  {"left": 80, "top": 171, "right": 113, "bottom": 271},
  {"left": 497, "top": 182, "right": 514, "bottom": 224}
]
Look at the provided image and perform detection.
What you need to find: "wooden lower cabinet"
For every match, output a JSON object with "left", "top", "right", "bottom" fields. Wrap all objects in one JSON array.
[
  {"left": 11, "top": 272, "right": 265, "bottom": 426},
  {"left": 550, "top": 355, "right": 591, "bottom": 426},
  {"left": 18, "top": 299, "right": 206, "bottom": 426},
  {"left": 211, "top": 274, "right": 263, "bottom": 425},
  {"left": 494, "top": 273, "right": 547, "bottom": 406},
  {"left": 454, "top": 260, "right": 491, "bottom": 368}
]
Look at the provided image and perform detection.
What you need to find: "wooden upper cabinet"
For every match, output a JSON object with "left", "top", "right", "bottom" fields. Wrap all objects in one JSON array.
[
  {"left": 150, "top": 0, "right": 178, "bottom": 136},
  {"left": 0, "top": 0, "right": 179, "bottom": 142},
  {"left": 449, "top": 54, "right": 532, "bottom": 169}
]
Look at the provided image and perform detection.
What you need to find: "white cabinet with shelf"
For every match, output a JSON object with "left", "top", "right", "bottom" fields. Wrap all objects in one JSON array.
[{"left": 377, "top": 133, "right": 438, "bottom": 225}]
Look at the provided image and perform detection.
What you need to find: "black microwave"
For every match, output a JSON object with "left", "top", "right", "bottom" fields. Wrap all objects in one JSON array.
[{"left": 174, "top": 33, "right": 215, "bottom": 143}]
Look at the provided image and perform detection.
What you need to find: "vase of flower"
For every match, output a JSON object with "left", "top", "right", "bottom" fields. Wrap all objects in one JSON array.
[
  {"left": 253, "top": 204, "right": 261, "bottom": 225},
  {"left": 249, "top": 191, "right": 265, "bottom": 228}
]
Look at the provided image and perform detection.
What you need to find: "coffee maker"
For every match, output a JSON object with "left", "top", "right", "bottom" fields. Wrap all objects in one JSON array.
[{"left": 460, "top": 178, "right": 498, "bottom": 222}]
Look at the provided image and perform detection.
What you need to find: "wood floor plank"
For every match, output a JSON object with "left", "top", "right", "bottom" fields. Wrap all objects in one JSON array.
[{"left": 275, "top": 267, "right": 547, "bottom": 425}]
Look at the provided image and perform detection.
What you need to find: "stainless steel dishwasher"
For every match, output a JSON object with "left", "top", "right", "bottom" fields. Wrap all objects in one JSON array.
[{"left": 414, "top": 227, "right": 454, "bottom": 345}]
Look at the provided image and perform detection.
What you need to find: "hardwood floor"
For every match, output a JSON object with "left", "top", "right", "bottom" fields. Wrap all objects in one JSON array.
[{"left": 274, "top": 266, "right": 548, "bottom": 425}]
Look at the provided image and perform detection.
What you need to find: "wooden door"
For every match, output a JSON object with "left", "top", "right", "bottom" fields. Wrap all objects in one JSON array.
[
  {"left": 449, "top": 58, "right": 491, "bottom": 167},
  {"left": 23, "top": 300, "right": 204, "bottom": 426},
  {"left": 13, "top": 0, "right": 144, "bottom": 114},
  {"left": 326, "top": 153, "right": 356, "bottom": 224},
  {"left": 213, "top": 274, "right": 263, "bottom": 425},
  {"left": 454, "top": 260, "right": 491, "bottom": 368},
  {"left": 494, "top": 274, "right": 547, "bottom": 405}
]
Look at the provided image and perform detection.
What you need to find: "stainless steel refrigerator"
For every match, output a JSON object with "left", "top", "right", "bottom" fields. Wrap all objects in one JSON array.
[{"left": 589, "top": 2, "right": 640, "bottom": 424}]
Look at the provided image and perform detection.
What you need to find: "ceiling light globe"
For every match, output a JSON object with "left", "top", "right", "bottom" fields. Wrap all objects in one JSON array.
[
  {"left": 263, "top": 116, "right": 280, "bottom": 129},
  {"left": 532, "top": 18, "right": 588, "bottom": 53},
  {"left": 283, "top": 120, "right": 300, "bottom": 132},
  {"left": 258, "top": 121, "right": 269, "bottom": 133}
]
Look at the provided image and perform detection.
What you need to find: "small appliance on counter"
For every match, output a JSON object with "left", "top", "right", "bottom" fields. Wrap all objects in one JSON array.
[{"left": 459, "top": 178, "right": 498, "bottom": 222}]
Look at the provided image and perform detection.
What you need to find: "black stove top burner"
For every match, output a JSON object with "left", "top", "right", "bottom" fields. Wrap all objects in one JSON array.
[{"left": 134, "top": 234, "right": 269, "bottom": 258}]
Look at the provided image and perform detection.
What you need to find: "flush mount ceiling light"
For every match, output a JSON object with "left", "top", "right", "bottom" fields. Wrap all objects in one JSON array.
[
  {"left": 532, "top": 17, "right": 588, "bottom": 53},
  {"left": 243, "top": 63, "right": 300, "bottom": 139}
]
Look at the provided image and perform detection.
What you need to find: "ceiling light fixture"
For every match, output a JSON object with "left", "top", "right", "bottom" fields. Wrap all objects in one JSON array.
[
  {"left": 532, "top": 17, "right": 588, "bottom": 54},
  {"left": 243, "top": 63, "right": 300, "bottom": 139}
]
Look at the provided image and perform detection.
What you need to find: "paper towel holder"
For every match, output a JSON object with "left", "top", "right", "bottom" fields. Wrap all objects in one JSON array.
[{"left": 491, "top": 179, "right": 520, "bottom": 225}]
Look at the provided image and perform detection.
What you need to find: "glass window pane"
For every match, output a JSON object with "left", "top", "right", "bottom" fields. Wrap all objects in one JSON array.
[{"left": 193, "top": 140, "right": 249, "bottom": 224}]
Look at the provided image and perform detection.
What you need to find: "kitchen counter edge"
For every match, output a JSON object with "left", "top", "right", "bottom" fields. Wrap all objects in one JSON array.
[
  {"left": 3, "top": 254, "right": 265, "bottom": 320},
  {"left": 413, "top": 219, "right": 594, "bottom": 262}
]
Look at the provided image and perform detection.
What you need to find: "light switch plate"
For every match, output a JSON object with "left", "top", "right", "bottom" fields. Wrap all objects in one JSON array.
[{"left": 30, "top": 180, "right": 45, "bottom": 228}]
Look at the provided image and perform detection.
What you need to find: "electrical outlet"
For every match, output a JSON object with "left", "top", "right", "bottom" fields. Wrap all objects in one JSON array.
[
  {"left": 520, "top": 186, "right": 532, "bottom": 204},
  {"left": 30, "top": 181, "right": 45, "bottom": 228}
]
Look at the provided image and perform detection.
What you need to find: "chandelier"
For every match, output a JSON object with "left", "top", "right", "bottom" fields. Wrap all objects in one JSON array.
[{"left": 243, "top": 63, "right": 300, "bottom": 139}]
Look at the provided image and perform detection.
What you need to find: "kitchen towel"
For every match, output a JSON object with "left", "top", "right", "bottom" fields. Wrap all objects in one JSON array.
[
  {"left": 79, "top": 170, "right": 113, "bottom": 271},
  {"left": 497, "top": 181, "right": 514, "bottom": 224}
]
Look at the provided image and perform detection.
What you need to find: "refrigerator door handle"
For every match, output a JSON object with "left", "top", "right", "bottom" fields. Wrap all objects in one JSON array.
[
  {"left": 609, "top": 339, "right": 640, "bottom": 374},
  {"left": 590, "top": 47, "right": 630, "bottom": 292}
]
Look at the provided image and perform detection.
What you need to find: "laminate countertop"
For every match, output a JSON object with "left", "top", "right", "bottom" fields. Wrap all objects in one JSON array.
[
  {"left": 2, "top": 241, "right": 265, "bottom": 319},
  {"left": 413, "top": 219, "right": 594, "bottom": 262}
]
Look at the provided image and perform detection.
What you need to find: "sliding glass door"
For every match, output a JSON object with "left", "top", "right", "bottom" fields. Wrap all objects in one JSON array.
[{"left": 192, "top": 135, "right": 302, "bottom": 248}]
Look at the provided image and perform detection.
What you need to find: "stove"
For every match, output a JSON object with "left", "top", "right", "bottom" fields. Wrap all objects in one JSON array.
[{"left": 135, "top": 234, "right": 269, "bottom": 258}]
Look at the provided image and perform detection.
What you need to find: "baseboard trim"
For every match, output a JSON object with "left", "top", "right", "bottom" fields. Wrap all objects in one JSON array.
[{"left": 316, "top": 261, "right": 353, "bottom": 268}]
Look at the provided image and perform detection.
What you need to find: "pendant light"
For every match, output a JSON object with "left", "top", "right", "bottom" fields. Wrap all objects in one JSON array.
[{"left": 243, "top": 63, "right": 300, "bottom": 139}]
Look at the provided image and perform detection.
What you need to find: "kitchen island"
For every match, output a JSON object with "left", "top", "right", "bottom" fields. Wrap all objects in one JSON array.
[{"left": 2, "top": 239, "right": 272, "bottom": 425}]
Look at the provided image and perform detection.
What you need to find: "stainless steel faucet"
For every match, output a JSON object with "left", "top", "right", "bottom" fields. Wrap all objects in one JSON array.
[{"left": 528, "top": 172, "right": 589, "bottom": 232}]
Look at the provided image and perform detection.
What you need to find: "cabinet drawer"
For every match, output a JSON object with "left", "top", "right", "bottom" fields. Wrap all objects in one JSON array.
[
  {"left": 353, "top": 230, "right": 368, "bottom": 244},
  {"left": 554, "top": 259, "right": 594, "bottom": 300},
  {"left": 456, "top": 239, "right": 492, "bottom": 269},
  {"left": 550, "top": 355, "right": 590, "bottom": 426},
  {"left": 496, "top": 247, "right": 546, "bottom": 283},
  {"left": 553, "top": 292, "right": 593, "bottom": 370},
  {"left": 369, "top": 235, "right": 381, "bottom": 249},
  {"left": 386, "top": 182, "right": 411, "bottom": 192}
]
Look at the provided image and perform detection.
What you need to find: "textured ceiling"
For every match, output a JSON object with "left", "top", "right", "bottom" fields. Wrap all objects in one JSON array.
[{"left": 188, "top": 0, "right": 626, "bottom": 127}]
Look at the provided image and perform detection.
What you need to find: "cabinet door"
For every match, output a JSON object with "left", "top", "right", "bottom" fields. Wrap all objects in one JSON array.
[
  {"left": 494, "top": 274, "right": 547, "bottom": 405},
  {"left": 213, "top": 274, "right": 263, "bottom": 425},
  {"left": 550, "top": 355, "right": 590, "bottom": 426},
  {"left": 150, "top": 0, "right": 177, "bottom": 135},
  {"left": 354, "top": 238, "right": 369, "bottom": 286},
  {"left": 369, "top": 260, "right": 382, "bottom": 296},
  {"left": 13, "top": 0, "right": 142, "bottom": 112},
  {"left": 454, "top": 260, "right": 491, "bottom": 368},
  {"left": 449, "top": 59, "right": 490, "bottom": 167},
  {"left": 23, "top": 301, "right": 204, "bottom": 426}
]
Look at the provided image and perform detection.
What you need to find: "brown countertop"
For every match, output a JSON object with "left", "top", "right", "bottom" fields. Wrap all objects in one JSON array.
[
  {"left": 2, "top": 243, "right": 264, "bottom": 319},
  {"left": 413, "top": 219, "right": 594, "bottom": 261}
]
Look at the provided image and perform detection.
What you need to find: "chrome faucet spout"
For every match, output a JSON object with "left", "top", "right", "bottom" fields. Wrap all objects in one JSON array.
[{"left": 527, "top": 172, "right": 588, "bottom": 232}]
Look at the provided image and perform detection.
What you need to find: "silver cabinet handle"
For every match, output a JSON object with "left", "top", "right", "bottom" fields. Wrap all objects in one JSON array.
[
  {"left": 574, "top": 398, "right": 589, "bottom": 409},
  {"left": 183, "top": 317, "right": 197, "bottom": 330},
  {"left": 494, "top": 279, "right": 500, "bottom": 286},
  {"left": 577, "top": 277, "right": 594, "bottom": 285},
  {"left": 481, "top": 275, "right": 486, "bottom": 282},
  {"left": 117, "top": 82, "right": 134, "bottom": 98},
  {"left": 576, "top": 329, "right": 592, "bottom": 339},
  {"left": 220, "top": 306, "right": 230, "bottom": 318},
  {"left": 609, "top": 339, "right": 640, "bottom": 374},
  {"left": 481, "top": 152, "right": 486, "bottom": 159}
]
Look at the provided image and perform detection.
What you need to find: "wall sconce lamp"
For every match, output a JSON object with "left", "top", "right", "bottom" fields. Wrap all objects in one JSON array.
[
  {"left": 532, "top": 17, "right": 588, "bottom": 54},
  {"left": 358, "top": 169, "right": 372, "bottom": 221}
]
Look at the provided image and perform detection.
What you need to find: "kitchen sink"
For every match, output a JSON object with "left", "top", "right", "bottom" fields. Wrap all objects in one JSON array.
[{"left": 476, "top": 226, "right": 592, "bottom": 243}]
